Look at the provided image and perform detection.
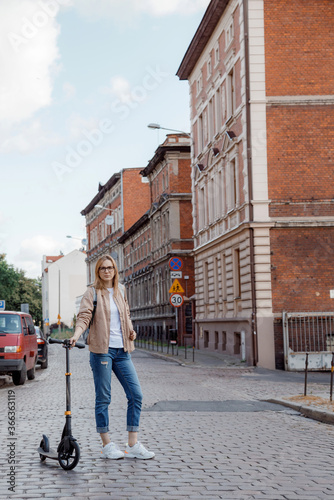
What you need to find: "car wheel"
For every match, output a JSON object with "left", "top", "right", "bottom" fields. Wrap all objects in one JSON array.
[
  {"left": 27, "top": 358, "right": 36, "bottom": 380},
  {"left": 41, "top": 352, "right": 48, "bottom": 369},
  {"left": 12, "top": 362, "right": 27, "bottom": 385}
]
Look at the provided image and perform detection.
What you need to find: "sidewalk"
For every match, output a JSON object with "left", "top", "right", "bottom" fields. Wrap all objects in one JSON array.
[
  {"left": 135, "top": 344, "right": 252, "bottom": 369},
  {"left": 137, "top": 345, "right": 334, "bottom": 426}
]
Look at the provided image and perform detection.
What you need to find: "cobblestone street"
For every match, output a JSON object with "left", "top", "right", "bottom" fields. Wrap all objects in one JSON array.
[{"left": 1, "top": 345, "right": 334, "bottom": 499}]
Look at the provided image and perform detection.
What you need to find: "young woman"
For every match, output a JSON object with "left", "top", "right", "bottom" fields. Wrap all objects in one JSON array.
[{"left": 70, "top": 255, "right": 154, "bottom": 460}]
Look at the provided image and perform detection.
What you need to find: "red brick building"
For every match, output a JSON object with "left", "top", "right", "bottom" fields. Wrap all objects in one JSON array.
[
  {"left": 177, "top": 0, "right": 334, "bottom": 368},
  {"left": 119, "top": 134, "right": 194, "bottom": 345},
  {"left": 81, "top": 169, "right": 150, "bottom": 284}
]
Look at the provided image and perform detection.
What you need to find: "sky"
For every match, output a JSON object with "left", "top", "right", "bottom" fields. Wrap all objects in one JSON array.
[{"left": 0, "top": 0, "right": 210, "bottom": 279}]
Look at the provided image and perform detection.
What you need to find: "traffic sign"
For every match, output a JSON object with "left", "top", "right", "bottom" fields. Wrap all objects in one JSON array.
[
  {"left": 169, "top": 293, "right": 184, "bottom": 307},
  {"left": 169, "top": 257, "right": 183, "bottom": 271},
  {"left": 169, "top": 279, "right": 185, "bottom": 294},
  {"left": 0, "top": 300, "right": 5, "bottom": 310},
  {"left": 170, "top": 271, "right": 182, "bottom": 279}
]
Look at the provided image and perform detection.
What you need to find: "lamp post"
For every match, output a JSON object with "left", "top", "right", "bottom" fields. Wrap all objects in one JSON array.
[
  {"left": 94, "top": 204, "right": 112, "bottom": 212},
  {"left": 147, "top": 123, "right": 190, "bottom": 136}
]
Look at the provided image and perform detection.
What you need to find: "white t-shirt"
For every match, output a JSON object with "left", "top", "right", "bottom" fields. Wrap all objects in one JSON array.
[{"left": 107, "top": 288, "right": 124, "bottom": 348}]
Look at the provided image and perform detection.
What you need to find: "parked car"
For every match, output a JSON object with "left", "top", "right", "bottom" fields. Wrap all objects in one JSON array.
[
  {"left": 0, "top": 311, "right": 38, "bottom": 385},
  {"left": 35, "top": 326, "right": 48, "bottom": 369}
]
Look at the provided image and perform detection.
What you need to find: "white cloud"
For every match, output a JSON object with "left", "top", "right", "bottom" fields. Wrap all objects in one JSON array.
[
  {"left": 15, "top": 234, "right": 80, "bottom": 278},
  {"left": 66, "top": 113, "right": 100, "bottom": 141},
  {"left": 69, "top": 0, "right": 209, "bottom": 20},
  {"left": 100, "top": 76, "right": 132, "bottom": 103},
  {"left": 0, "top": 0, "right": 61, "bottom": 127},
  {"left": 0, "top": 120, "right": 61, "bottom": 154}
]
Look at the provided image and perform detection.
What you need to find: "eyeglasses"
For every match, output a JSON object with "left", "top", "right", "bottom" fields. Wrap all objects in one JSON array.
[{"left": 99, "top": 266, "right": 114, "bottom": 273}]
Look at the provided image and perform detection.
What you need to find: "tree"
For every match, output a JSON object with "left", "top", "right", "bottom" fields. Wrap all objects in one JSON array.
[{"left": 0, "top": 254, "right": 42, "bottom": 325}]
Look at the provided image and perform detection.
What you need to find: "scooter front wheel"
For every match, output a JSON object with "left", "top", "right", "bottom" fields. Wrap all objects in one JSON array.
[{"left": 58, "top": 439, "right": 80, "bottom": 470}]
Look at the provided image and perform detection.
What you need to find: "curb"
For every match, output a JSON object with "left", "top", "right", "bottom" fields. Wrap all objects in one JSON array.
[
  {"left": 137, "top": 348, "right": 185, "bottom": 365},
  {"left": 266, "top": 398, "right": 334, "bottom": 426},
  {"left": 137, "top": 347, "right": 253, "bottom": 370}
]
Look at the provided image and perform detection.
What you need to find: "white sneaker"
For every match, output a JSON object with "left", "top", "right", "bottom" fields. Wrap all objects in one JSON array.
[
  {"left": 101, "top": 442, "right": 124, "bottom": 459},
  {"left": 124, "top": 441, "right": 155, "bottom": 460}
]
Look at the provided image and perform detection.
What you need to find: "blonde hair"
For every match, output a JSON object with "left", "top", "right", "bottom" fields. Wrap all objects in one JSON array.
[{"left": 93, "top": 255, "right": 119, "bottom": 295}]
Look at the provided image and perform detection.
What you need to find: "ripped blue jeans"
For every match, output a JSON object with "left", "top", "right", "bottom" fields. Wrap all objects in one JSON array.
[{"left": 89, "top": 348, "right": 143, "bottom": 433}]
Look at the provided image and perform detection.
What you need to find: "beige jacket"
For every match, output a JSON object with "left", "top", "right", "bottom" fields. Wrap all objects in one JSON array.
[{"left": 74, "top": 284, "right": 135, "bottom": 354}]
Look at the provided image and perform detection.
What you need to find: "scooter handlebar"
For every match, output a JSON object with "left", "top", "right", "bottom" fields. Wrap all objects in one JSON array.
[{"left": 49, "top": 338, "right": 85, "bottom": 349}]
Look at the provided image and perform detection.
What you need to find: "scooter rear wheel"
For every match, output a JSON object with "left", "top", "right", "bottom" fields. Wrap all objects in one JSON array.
[{"left": 58, "top": 440, "right": 80, "bottom": 470}]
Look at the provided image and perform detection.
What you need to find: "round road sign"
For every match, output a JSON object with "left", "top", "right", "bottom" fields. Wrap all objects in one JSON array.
[
  {"left": 169, "top": 293, "right": 184, "bottom": 308},
  {"left": 169, "top": 257, "right": 183, "bottom": 271}
]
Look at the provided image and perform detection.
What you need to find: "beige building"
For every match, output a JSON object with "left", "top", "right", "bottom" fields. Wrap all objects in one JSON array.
[{"left": 177, "top": 0, "right": 275, "bottom": 368}]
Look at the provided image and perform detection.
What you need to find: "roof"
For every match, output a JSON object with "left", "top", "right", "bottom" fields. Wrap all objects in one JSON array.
[
  {"left": 81, "top": 173, "right": 121, "bottom": 215},
  {"left": 176, "top": 0, "right": 229, "bottom": 80},
  {"left": 140, "top": 139, "right": 191, "bottom": 177},
  {"left": 45, "top": 255, "right": 63, "bottom": 263}
]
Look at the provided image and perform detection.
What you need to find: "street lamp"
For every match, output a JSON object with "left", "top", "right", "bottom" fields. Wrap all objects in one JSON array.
[
  {"left": 94, "top": 204, "right": 112, "bottom": 212},
  {"left": 147, "top": 123, "right": 190, "bottom": 136}
]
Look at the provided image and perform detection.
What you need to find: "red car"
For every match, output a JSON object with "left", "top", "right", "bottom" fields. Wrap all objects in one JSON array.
[{"left": 0, "top": 311, "right": 38, "bottom": 385}]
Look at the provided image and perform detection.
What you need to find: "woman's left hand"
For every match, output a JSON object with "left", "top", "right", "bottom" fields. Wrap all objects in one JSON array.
[{"left": 129, "top": 330, "right": 136, "bottom": 341}]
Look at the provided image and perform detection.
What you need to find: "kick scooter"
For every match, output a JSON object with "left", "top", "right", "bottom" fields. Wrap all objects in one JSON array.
[{"left": 37, "top": 338, "right": 85, "bottom": 470}]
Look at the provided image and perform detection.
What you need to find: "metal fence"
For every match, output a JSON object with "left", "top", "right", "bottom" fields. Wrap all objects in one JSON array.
[{"left": 283, "top": 312, "right": 334, "bottom": 371}]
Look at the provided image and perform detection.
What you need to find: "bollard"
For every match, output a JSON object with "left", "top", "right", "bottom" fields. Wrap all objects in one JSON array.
[
  {"left": 304, "top": 352, "right": 309, "bottom": 397},
  {"left": 185, "top": 341, "right": 187, "bottom": 360},
  {"left": 330, "top": 352, "right": 334, "bottom": 402},
  {"left": 192, "top": 345, "right": 195, "bottom": 363}
]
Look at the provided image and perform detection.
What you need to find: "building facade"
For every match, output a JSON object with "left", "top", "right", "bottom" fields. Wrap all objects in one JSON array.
[
  {"left": 177, "top": 0, "right": 334, "bottom": 368},
  {"left": 41, "top": 250, "right": 87, "bottom": 331},
  {"left": 81, "top": 168, "right": 150, "bottom": 284},
  {"left": 119, "top": 134, "right": 195, "bottom": 346}
]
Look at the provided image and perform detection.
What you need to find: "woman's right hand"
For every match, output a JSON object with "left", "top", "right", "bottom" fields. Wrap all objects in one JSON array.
[{"left": 69, "top": 336, "right": 78, "bottom": 347}]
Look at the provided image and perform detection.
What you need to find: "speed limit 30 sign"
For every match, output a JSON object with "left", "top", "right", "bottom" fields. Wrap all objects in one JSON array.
[{"left": 169, "top": 293, "right": 184, "bottom": 308}]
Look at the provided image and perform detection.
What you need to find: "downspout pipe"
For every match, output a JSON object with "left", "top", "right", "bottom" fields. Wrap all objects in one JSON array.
[{"left": 243, "top": 0, "right": 258, "bottom": 366}]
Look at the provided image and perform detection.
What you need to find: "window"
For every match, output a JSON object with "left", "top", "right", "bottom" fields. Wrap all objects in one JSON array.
[
  {"left": 229, "top": 158, "right": 237, "bottom": 210},
  {"left": 198, "top": 185, "right": 207, "bottom": 228},
  {"left": 222, "top": 331, "right": 227, "bottom": 351},
  {"left": 208, "top": 98, "right": 214, "bottom": 140},
  {"left": 215, "top": 331, "right": 219, "bottom": 350},
  {"left": 214, "top": 44, "right": 220, "bottom": 67},
  {"left": 203, "top": 108, "right": 208, "bottom": 146},
  {"left": 197, "top": 114, "right": 203, "bottom": 152},
  {"left": 204, "top": 261, "right": 209, "bottom": 303},
  {"left": 233, "top": 248, "right": 241, "bottom": 299},
  {"left": 215, "top": 87, "right": 221, "bottom": 134},
  {"left": 234, "top": 332, "right": 241, "bottom": 355},
  {"left": 226, "top": 21, "right": 234, "bottom": 48},
  {"left": 208, "top": 177, "right": 215, "bottom": 224},
  {"left": 216, "top": 170, "right": 224, "bottom": 217},
  {"left": 221, "top": 84, "right": 226, "bottom": 122},
  {"left": 214, "top": 256, "right": 219, "bottom": 303},
  {"left": 227, "top": 67, "right": 235, "bottom": 117},
  {"left": 196, "top": 73, "right": 203, "bottom": 95},
  {"left": 222, "top": 253, "right": 227, "bottom": 302},
  {"left": 207, "top": 58, "right": 212, "bottom": 79}
]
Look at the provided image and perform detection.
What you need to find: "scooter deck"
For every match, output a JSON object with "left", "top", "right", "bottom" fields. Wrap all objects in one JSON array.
[{"left": 37, "top": 447, "right": 58, "bottom": 460}]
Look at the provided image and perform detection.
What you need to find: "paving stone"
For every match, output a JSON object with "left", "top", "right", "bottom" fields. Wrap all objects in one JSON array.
[{"left": 2, "top": 348, "right": 334, "bottom": 499}]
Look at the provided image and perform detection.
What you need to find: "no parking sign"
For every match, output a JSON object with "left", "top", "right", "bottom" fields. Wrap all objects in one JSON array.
[{"left": 168, "top": 257, "right": 183, "bottom": 271}]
